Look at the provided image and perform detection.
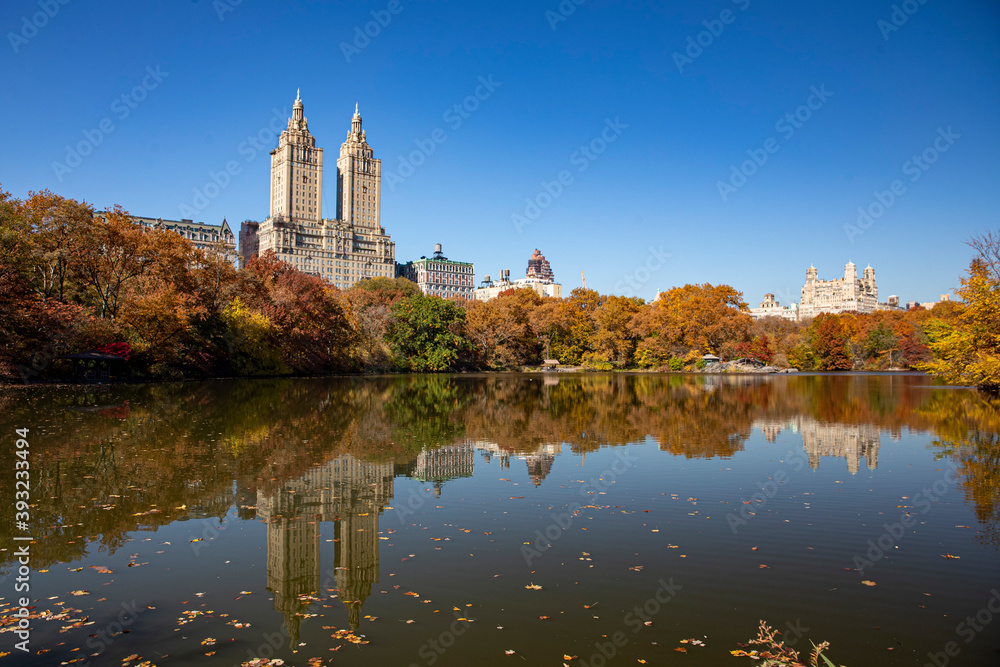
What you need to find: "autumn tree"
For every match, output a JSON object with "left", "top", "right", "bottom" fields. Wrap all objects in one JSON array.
[
  {"left": 922, "top": 231, "right": 1000, "bottom": 392},
  {"left": 346, "top": 277, "right": 421, "bottom": 368},
  {"left": 632, "top": 283, "right": 752, "bottom": 366},
  {"left": 811, "top": 313, "right": 853, "bottom": 371},
  {"left": 22, "top": 190, "right": 93, "bottom": 303},
  {"left": 464, "top": 289, "right": 542, "bottom": 369},
  {"left": 591, "top": 295, "right": 645, "bottom": 366}
]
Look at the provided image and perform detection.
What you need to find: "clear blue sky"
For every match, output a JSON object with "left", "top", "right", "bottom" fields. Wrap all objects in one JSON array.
[{"left": 2, "top": 0, "right": 998, "bottom": 304}]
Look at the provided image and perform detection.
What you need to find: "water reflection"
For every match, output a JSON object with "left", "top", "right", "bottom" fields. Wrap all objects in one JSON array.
[
  {"left": 257, "top": 455, "right": 396, "bottom": 639},
  {"left": 755, "top": 418, "right": 881, "bottom": 474},
  {"left": 1, "top": 372, "right": 997, "bottom": 586}
]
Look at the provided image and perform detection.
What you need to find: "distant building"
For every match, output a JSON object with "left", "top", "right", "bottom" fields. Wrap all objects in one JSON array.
[
  {"left": 918, "top": 294, "right": 953, "bottom": 310},
  {"left": 798, "top": 261, "right": 878, "bottom": 319},
  {"left": 474, "top": 272, "right": 563, "bottom": 301},
  {"left": 397, "top": 243, "right": 475, "bottom": 299},
  {"left": 526, "top": 248, "right": 555, "bottom": 282},
  {"left": 474, "top": 249, "right": 562, "bottom": 301},
  {"left": 749, "top": 293, "right": 798, "bottom": 321},
  {"left": 122, "top": 214, "right": 236, "bottom": 264},
  {"left": 238, "top": 220, "right": 259, "bottom": 268}
]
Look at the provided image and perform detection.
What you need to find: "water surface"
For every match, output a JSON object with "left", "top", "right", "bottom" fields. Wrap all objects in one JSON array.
[{"left": 1, "top": 373, "right": 998, "bottom": 666}]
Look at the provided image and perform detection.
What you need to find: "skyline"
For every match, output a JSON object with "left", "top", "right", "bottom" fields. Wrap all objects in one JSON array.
[{"left": 2, "top": 0, "right": 998, "bottom": 303}]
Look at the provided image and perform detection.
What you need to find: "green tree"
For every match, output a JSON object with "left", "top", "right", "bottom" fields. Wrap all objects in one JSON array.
[{"left": 387, "top": 293, "right": 470, "bottom": 371}]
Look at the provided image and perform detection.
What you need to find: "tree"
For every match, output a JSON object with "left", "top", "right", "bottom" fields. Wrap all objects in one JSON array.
[
  {"left": 464, "top": 290, "right": 541, "bottom": 369},
  {"left": 346, "top": 277, "right": 421, "bottom": 368},
  {"left": 811, "top": 314, "right": 853, "bottom": 370},
  {"left": 387, "top": 294, "right": 470, "bottom": 371},
  {"left": 75, "top": 207, "right": 158, "bottom": 319},
  {"left": 922, "top": 231, "right": 1000, "bottom": 392},
  {"left": 632, "top": 283, "right": 751, "bottom": 365},
  {"left": 591, "top": 295, "right": 644, "bottom": 366},
  {"left": 22, "top": 190, "right": 93, "bottom": 303},
  {"left": 220, "top": 298, "right": 287, "bottom": 375}
]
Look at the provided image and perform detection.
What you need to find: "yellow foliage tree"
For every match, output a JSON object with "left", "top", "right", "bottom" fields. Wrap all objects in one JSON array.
[{"left": 922, "top": 231, "right": 1000, "bottom": 393}]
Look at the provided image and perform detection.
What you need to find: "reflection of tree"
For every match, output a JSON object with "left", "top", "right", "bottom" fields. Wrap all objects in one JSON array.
[
  {"left": 3, "top": 373, "right": 999, "bottom": 576},
  {"left": 919, "top": 392, "right": 1000, "bottom": 548}
]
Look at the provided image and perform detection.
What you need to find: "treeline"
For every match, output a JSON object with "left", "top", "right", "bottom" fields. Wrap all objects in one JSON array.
[{"left": 1, "top": 188, "right": 997, "bottom": 387}]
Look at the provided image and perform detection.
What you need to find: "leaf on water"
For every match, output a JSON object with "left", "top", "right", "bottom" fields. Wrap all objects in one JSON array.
[
  {"left": 861, "top": 580, "right": 877, "bottom": 586},
  {"left": 525, "top": 583, "right": 542, "bottom": 590}
]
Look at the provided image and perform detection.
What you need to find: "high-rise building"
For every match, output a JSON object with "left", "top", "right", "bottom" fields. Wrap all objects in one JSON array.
[
  {"left": 238, "top": 220, "right": 259, "bottom": 269},
  {"left": 526, "top": 248, "right": 554, "bottom": 282},
  {"left": 397, "top": 243, "right": 475, "bottom": 299},
  {"left": 474, "top": 249, "right": 562, "bottom": 301},
  {"left": 249, "top": 92, "right": 395, "bottom": 288}
]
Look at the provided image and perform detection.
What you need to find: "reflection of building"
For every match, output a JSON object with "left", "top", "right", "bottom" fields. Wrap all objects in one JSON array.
[
  {"left": 754, "top": 417, "right": 880, "bottom": 475},
  {"left": 413, "top": 442, "right": 476, "bottom": 493},
  {"left": 472, "top": 441, "right": 561, "bottom": 486},
  {"left": 523, "top": 444, "right": 560, "bottom": 486},
  {"left": 257, "top": 454, "right": 395, "bottom": 639},
  {"left": 397, "top": 244, "right": 475, "bottom": 300}
]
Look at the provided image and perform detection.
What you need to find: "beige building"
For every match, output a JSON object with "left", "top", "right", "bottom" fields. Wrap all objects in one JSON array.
[
  {"left": 397, "top": 244, "right": 475, "bottom": 299},
  {"left": 749, "top": 293, "right": 798, "bottom": 321},
  {"left": 248, "top": 92, "right": 395, "bottom": 288},
  {"left": 128, "top": 214, "right": 236, "bottom": 264},
  {"left": 798, "top": 261, "right": 878, "bottom": 319}
]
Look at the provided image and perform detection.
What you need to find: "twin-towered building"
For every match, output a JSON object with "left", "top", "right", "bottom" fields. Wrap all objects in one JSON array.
[{"left": 246, "top": 93, "right": 397, "bottom": 289}]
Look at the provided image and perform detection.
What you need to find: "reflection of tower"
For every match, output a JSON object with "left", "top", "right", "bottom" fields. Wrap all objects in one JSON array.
[
  {"left": 258, "top": 491, "right": 320, "bottom": 646},
  {"left": 326, "top": 455, "right": 393, "bottom": 630},
  {"left": 524, "top": 447, "right": 557, "bottom": 486},
  {"left": 258, "top": 454, "right": 395, "bottom": 637}
]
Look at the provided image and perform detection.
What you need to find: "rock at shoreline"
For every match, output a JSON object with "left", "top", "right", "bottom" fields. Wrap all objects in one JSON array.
[{"left": 701, "top": 358, "right": 798, "bottom": 374}]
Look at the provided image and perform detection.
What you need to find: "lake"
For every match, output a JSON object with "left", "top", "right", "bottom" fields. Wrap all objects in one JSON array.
[{"left": 1, "top": 373, "right": 998, "bottom": 666}]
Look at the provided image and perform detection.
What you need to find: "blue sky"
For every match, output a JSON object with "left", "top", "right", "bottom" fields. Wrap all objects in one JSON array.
[{"left": 2, "top": 0, "right": 998, "bottom": 304}]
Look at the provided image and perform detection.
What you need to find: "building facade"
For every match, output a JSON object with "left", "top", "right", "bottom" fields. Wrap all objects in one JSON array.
[
  {"left": 526, "top": 248, "right": 554, "bottom": 282},
  {"left": 247, "top": 93, "right": 395, "bottom": 289},
  {"left": 130, "top": 214, "right": 237, "bottom": 263},
  {"left": 397, "top": 244, "right": 475, "bottom": 299},
  {"left": 749, "top": 293, "right": 799, "bottom": 321},
  {"left": 474, "top": 249, "right": 562, "bottom": 301},
  {"left": 798, "top": 261, "right": 879, "bottom": 319},
  {"left": 238, "top": 220, "right": 259, "bottom": 269}
]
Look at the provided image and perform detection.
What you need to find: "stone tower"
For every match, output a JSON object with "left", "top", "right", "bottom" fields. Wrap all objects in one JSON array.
[
  {"left": 337, "top": 104, "right": 381, "bottom": 231},
  {"left": 269, "top": 89, "right": 324, "bottom": 222}
]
